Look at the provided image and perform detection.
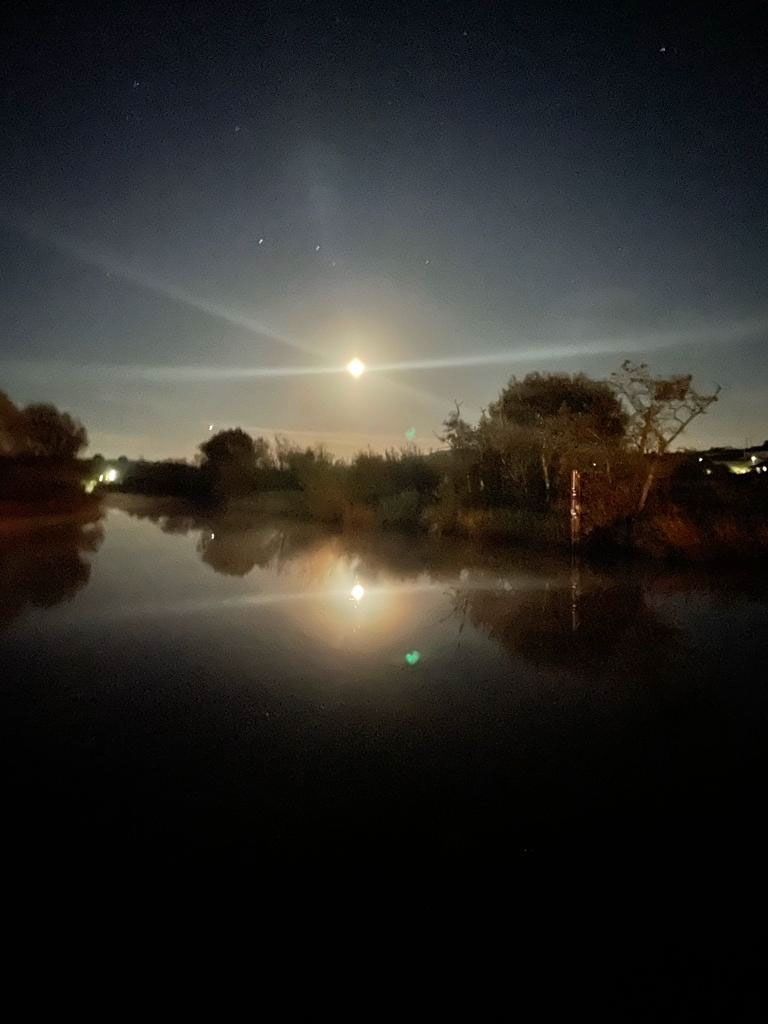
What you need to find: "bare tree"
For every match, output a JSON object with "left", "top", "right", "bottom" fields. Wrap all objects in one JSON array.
[{"left": 610, "top": 361, "right": 720, "bottom": 511}]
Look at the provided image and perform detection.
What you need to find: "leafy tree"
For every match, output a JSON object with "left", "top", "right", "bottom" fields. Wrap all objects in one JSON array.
[
  {"left": 19, "top": 403, "right": 88, "bottom": 458},
  {"left": 484, "top": 373, "right": 627, "bottom": 505},
  {"left": 0, "top": 390, "right": 22, "bottom": 455},
  {"left": 199, "top": 427, "right": 257, "bottom": 465},
  {"left": 489, "top": 372, "right": 627, "bottom": 440},
  {"left": 198, "top": 428, "right": 259, "bottom": 498}
]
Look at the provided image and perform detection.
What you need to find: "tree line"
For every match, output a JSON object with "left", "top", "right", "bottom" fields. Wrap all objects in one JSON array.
[
  {"left": 0, "top": 390, "right": 87, "bottom": 458},
  {"left": 8, "top": 361, "right": 756, "bottom": 557},
  {"left": 187, "top": 360, "right": 725, "bottom": 544}
]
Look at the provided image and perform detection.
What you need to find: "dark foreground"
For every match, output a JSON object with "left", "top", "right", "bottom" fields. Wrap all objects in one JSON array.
[{"left": 2, "top": 502, "right": 766, "bottom": 983}]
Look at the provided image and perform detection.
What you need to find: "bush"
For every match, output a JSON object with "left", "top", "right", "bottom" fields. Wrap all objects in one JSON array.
[
  {"left": 634, "top": 505, "right": 768, "bottom": 560},
  {"left": 457, "top": 507, "right": 568, "bottom": 544},
  {"left": 376, "top": 489, "right": 423, "bottom": 531}
]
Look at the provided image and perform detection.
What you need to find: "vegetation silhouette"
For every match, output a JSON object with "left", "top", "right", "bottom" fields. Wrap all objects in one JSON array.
[
  {"left": 197, "top": 523, "right": 293, "bottom": 577},
  {"left": 6, "top": 358, "right": 765, "bottom": 560},
  {"left": 453, "top": 575, "right": 683, "bottom": 680},
  {"left": 0, "top": 389, "right": 87, "bottom": 458},
  {"left": 0, "top": 515, "right": 104, "bottom": 630}
]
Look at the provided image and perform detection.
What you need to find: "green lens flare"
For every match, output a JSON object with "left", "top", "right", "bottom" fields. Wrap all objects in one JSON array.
[{"left": 405, "top": 650, "right": 421, "bottom": 666}]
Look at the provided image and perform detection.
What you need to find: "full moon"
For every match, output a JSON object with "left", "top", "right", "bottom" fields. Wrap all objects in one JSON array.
[{"left": 346, "top": 358, "right": 365, "bottom": 378}]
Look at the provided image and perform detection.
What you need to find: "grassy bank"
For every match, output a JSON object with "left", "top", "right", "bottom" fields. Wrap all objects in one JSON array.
[{"left": 104, "top": 489, "right": 768, "bottom": 563}]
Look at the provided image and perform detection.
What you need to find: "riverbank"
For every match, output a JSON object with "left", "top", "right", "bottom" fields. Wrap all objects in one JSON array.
[
  {"left": 0, "top": 495, "right": 102, "bottom": 535},
  {"left": 104, "top": 490, "right": 768, "bottom": 564}
]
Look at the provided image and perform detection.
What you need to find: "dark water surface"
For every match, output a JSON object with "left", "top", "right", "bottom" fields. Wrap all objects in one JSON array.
[{"left": 2, "top": 500, "right": 767, "bottom": 880}]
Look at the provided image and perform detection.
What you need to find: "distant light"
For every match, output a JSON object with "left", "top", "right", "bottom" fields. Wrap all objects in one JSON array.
[
  {"left": 405, "top": 426, "right": 417, "bottom": 441},
  {"left": 315, "top": 244, "right": 321, "bottom": 252},
  {"left": 751, "top": 455, "right": 758, "bottom": 463},
  {"left": 208, "top": 424, "right": 214, "bottom": 431},
  {"left": 105, "top": 468, "right": 118, "bottom": 483},
  {"left": 698, "top": 457, "right": 703, "bottom": 462},
  {"left": 346, "top": 358, "right": 365, "bottom": 378},
  {"left": 405, "top": 650, "right": 421, "bottom": 666},
  {"left": 98, "top": 473, "right": 104, "bottom": 482},
  {"left": 210, "top": 532, "right": 215, "bottom": 540},
  {"left": 258, "top": 237, "right": 264, "bottom": 245},
  {"left": 350, "top": 583, "right": 365, "bottom": 602}
]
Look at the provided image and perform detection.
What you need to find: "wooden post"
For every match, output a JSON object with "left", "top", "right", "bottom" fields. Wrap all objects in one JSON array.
[
  {"left": 570, "top": 468, "right": 581, "bottom": 550},
  {"left": 570, "top": 469, "right": 581, "bottom": 632}
]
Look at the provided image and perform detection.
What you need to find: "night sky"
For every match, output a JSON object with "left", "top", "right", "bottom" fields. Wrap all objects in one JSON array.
[{"left": 1, "top": 1, "right": 766, "bottom": 459}]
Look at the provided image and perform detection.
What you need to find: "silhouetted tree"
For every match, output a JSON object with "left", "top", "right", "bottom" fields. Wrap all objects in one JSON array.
[
  {"left": 0, "top": 390, "right": 23, "bottom": 455},
  {"left": 486, "top": 373, "right": 627, "bottom": 504},
  {"left": 19, "top": 403, "right": 88, "bottom": 458},
  {"left": 1, "top": 393, "right": 87, "bottom": 459},
  {"left": 490, "top": 373, "right": 627, "bottom": 439},
  {"left": 198, "top": 428, "right": 259, "bottom": 498},
  {"left": 610, "top": 361, "right": 720, "bottom": 456},
  {"left": 610, "top": 361, "right": 720, "bottom": 511}
]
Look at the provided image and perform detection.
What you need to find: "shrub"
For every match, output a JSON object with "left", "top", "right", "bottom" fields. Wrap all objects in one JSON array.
[{"left": 375, "top": 489, "right": 423, "bottom": 531}]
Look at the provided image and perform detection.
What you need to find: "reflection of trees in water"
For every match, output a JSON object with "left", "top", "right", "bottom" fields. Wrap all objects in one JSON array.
[
  {"left": 454, "top": 575, "right": 682, "bottom": 678},
  {"left": 122, "top": 498, "right": 582, "bottom": 584},
  {"left": 0, "top": 516, "right": 104, "bottom": 629},
  {"left": 196, "top": 527, "right": 288, "bottom": 577},
  {"left": 645, "top": 566, "right": 768, "bottom": 605},
  {"left": 117, "top": 501, "right": 765, "bottom": 666},
  {"left": 120, "top": 500, "right": 327, "bottom": 577}
]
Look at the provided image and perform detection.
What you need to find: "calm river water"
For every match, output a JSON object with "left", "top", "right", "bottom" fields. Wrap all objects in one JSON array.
[{"left": 2, "top": 499, "right": 767, "bottom": 877}]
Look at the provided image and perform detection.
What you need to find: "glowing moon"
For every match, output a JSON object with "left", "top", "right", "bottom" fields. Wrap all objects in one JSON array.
[{"left": 346, "top": 358, "right": 365, "bottom": 378}]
